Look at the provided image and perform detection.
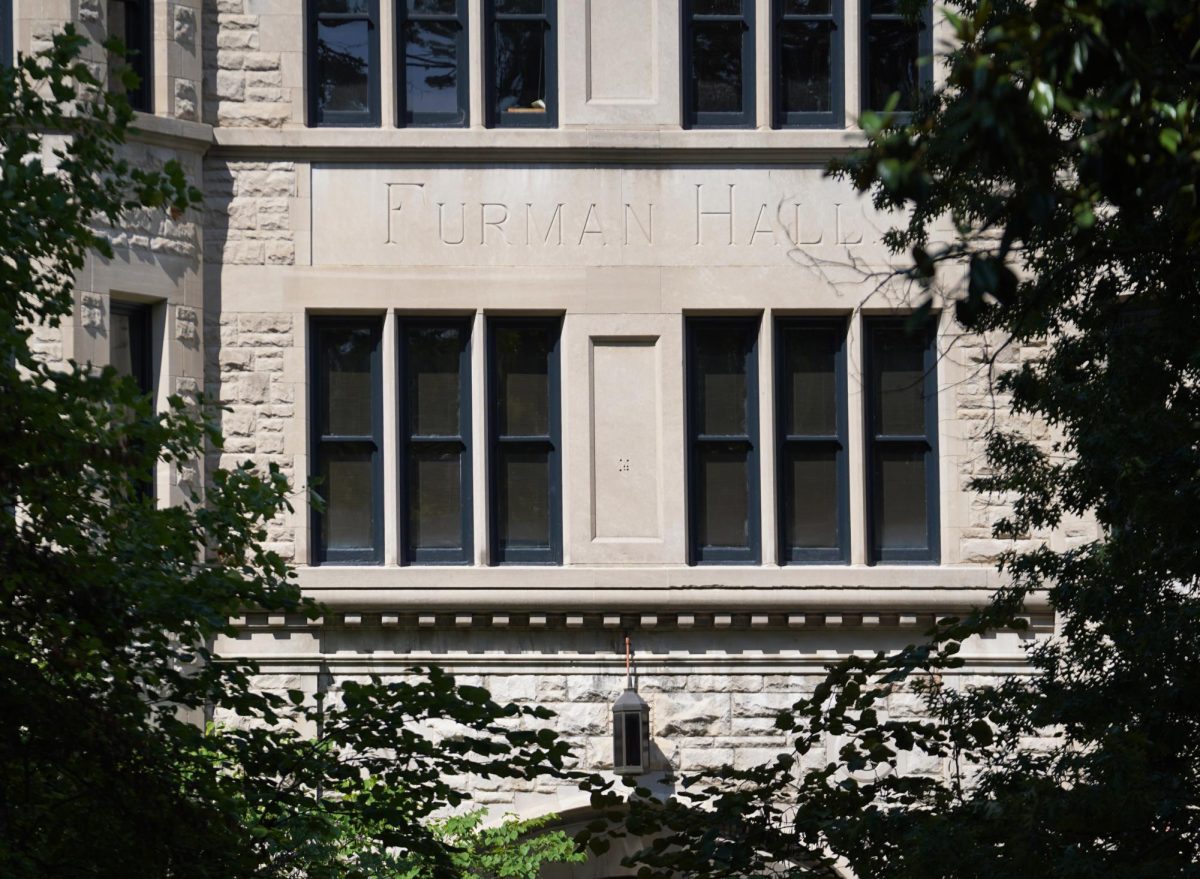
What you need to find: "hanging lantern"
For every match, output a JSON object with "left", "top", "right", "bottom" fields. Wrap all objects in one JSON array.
[
  {"left": 612, "top": 686, "right": 651, "bottom": 774},
  {"left": 612, "top": 636, "right": 651, "bottom": 775}
]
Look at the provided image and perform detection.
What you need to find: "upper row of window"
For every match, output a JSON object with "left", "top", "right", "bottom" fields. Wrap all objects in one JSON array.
[{"left": 311, "top": 0, "right": 930, "bottom": 128}]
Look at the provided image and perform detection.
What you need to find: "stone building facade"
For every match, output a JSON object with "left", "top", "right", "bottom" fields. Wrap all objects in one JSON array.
[{"left": 7, "top": 1, "right": 1089, "bottom": 871}]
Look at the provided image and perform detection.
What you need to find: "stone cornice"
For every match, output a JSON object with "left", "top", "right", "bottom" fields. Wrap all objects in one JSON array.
[
  {"left": 233, "top": 609, "right": 1054, "bottom": 632},
  {"left": 208, "top": 126, "right": 867, "bottom": 165}
]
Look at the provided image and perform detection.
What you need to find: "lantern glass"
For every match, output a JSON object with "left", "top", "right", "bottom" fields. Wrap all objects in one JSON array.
[{"left": 612, "top": 688, "right": 649, "bottom": 774}]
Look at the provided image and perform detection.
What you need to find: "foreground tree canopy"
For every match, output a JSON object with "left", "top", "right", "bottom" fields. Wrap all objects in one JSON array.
[
  {"left": 584, "top": 1, "right": 1200, "bottom": 877},
  {"left": 0, "top": 30, "right": 576, "bottom": 879}
]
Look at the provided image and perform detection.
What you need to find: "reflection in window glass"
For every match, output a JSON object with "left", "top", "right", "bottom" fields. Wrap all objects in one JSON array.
[
  {"left": 311, "top": 0, "right": 379, "bottom": 125},
  {"left": 317, "top": 20, "right": 371, "bottom": 113},
  {"left": 402, "top": 0, "right": 467, "bottom": 125}
]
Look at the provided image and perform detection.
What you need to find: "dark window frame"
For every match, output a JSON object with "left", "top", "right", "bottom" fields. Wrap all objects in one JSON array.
[
  {"left": 486, "top": 316, "right": 562, "bottom": 565},
  {"left": 397, "top": 0, "right": 469, "bottom": 127},
  {"left": 863, "top": 316, "right": 940, "bottom": 564},
  {"left": 1, "top": 0, "right": 13, "bottom": 68},
  {"left": 108, "top": 0, "right": 153, "bottom": 113},
  {"left": 684, "top": 0, "right": 756, "bottom": 129},
  {"left": 486, "top": 0, "right": 558, "bottom": 129},
  {"left": 772, "top": 0, "right": 844, "bottom": 128},
  {"left": 775, "top": 317, "right": 850, "bottom": 563},
  {"left": 686, "top": 316, "right": 762, "bottom": 565},
  {"left": 309, "top": 317, "right": 385, "bottom": 565},
  {"left": 860, "top": 0, "right": 933, "bottom": 115},
  {"left": 398, "top": 316, "right": 474, "bottom": 565},
  {"left": 307, "top": 0, "right": 382, "bottom": 127}
]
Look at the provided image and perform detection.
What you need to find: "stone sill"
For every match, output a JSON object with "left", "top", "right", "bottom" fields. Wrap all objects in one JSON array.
[
  {"left": 127, "top": 112, "right": 214, "bottom": 151},
  {"left": 294, "top": 564, "right": 1039, "bottom": 614},
  {"left": 209, "top": 126, "right": 867, "bottom": 163}
]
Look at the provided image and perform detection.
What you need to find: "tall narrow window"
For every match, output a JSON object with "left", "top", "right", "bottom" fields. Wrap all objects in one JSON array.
[
  {"left": 488, "top": 318, "right": 561, "bottom": 564},
  {"left": 685, "top": 0, "right": 754, "bottom": 128},
  {"left": 776, "top": 319, "right": 849, "bottom": 562},
  {"left": 399, "top": 0, "right": 468, "bottom": 126},
  {"left": 309, "top": 0, "right": 380, "bottom": 126},
  {"left": 111, "top": 301, "right": 155, "bottom": 498},
  {"left": 865, "top": 318, "right": 939, "bottom": 563},
  {"left": 110, "top": 302, "right": 153, "bottom": 396},
  {"left": 487, "top": 0, "right": 556, "bottom": 128},
  {"left": 687, "top": 318, "right": 760, "bottom": 564},
  {"left": 399, "top": 318, "right": 472, "bottom": 564},
  {"left": 1, "top": 0, "right": 13, "bottom": 68},
  {"left": 775, "top": 0, "right": 843, "bottom": 127},
  {"left": 861, "top": 0, "right": 929, "bottom": 113},
  {"left": 310, "top": 318, "right": 383, "bottom": 564},
  {"left": 107, "top": 0, "right": 153, "bottom": 112}
]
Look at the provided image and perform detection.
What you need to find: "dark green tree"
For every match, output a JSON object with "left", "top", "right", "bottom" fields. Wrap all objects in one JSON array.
[
  {"left": 0, "top": 29, "right": 570, "bottom": 879},
  {"left": 584, "top": 1, "right": 1200, "bottom": 876}
]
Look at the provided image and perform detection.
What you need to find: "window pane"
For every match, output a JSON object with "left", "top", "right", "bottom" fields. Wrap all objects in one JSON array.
[
  {"left": 496, "top": 325, "right": 550, "bottom": 436},
  {"left": 694, "top": 0, "right": 742, "bottom": 13},
  {"left": 319, "top": 0, "right": 371, "bottom": 12},
  {"left": 317, "top": 18, "right": 371, "bottom": 115},
  {"left": 784, "top": 446, "right": 838, "bottom": 549},
  {"left": 780, "top": 20, "right": 833, "bottom": 113},
  {"left": 622, "top": 713, "right": 642, "bottom": 768},
  {"left": 409, "top": 446, "right": 463, "bottom": 550},
  {"left": 320, "top": 446, "right": 375, "bottom": 553},
  {"left": 498, "top": 448, "right": 550, "bottom": 549},
  {"left": 866, "top": 20, "right": 920, "bottom": 111},
  {"left": 496, "top": 0, "right": 543, "bottom": 12},
  {"left": 494, "top": 20, "right": 547, "bottom": 116},
  {"left": 407, "top": 325, "right": 462, "bottom": 437},
  {"left": 785, "top": 0, "right": 832, "bottom": 13},
  {"left": 784, "top": 327, "right": 838, "bottom": 436},
  {"left": 111, "top": 311, "right": 134, "bottom": 379},
  {"left": 405, "top": 20, "right": 463, "bottom": 121},
  {"left": 876, "top": 445, "right": 927, "bottom": 549},
  {"left": 869, "top": 0, "right": 903, "bottom": 13},
  {"left": 697, "top": 445, "right": 749, "bottom": 549},
  {"left": 692, "top": 21, "right": 743, "bottom": 114},
  {"left": 695, "top": 327, "right": 749, "bottom": 436},
  {"left": 409, "top": 0, "right": 456, "bottom": 12},
  {"left": 322, "top": 325, "right": 375, "bottom": 437},
  {"left": 873, "top": 327, "right": 927, "bottom": 435}
]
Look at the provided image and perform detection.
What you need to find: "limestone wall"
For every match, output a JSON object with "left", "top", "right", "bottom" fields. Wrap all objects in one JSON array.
[{"left": 216, "top": 616, "right": 1042, "bottom": 819}]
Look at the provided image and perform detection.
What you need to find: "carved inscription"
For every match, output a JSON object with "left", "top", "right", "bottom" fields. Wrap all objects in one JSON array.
[{"left": 314, "top": 165, "right": 886, "bottom": 267}]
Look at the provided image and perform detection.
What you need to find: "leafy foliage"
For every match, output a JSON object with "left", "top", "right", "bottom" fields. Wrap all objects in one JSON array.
[
  {"left": 582, "top": 1, "right": 1200, "bottom": 877},
  {"left": 399, "top": 810, "right": 587, "bottom": 879},
  {"left": 0, "top": 29, "right": 571, "bottom": 879}
]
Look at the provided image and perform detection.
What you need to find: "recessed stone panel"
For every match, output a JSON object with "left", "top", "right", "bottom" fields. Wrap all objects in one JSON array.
[
  {"left": 591, "top": 338, "right": 661, "bottom": 540},
  {"left": 586, "top": 0, "right": 656, "bottom": 103}
]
